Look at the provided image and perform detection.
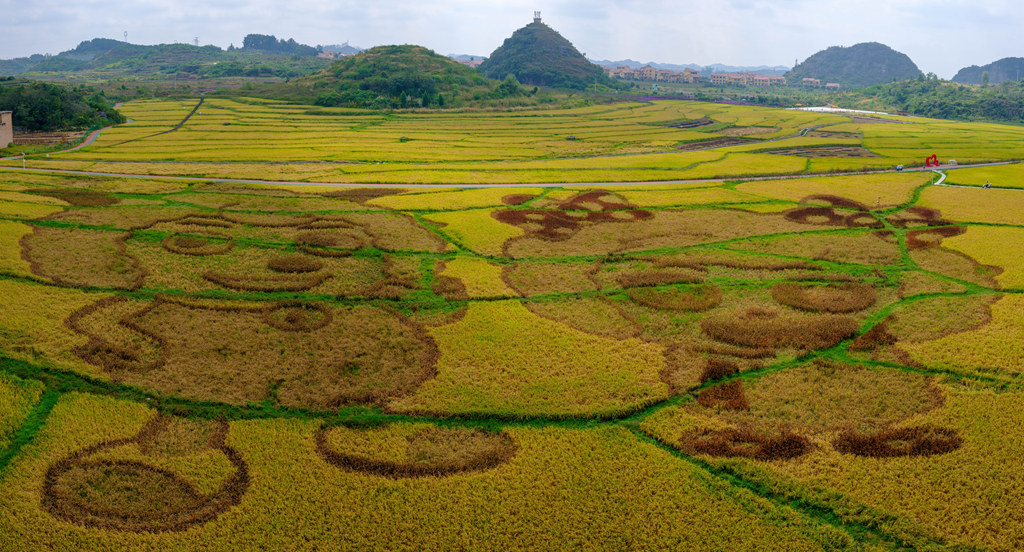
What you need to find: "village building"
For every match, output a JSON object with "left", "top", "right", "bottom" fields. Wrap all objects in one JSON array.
[
  {"left": 0, "top": 111, "right": 13, "bottom": 149},
  {"left": 802, "top": 77, "right": 823, "bottom": 87},
  {"left": 604, "top": 65, "right": 702, "bottom": 84},
  {"left": 710, "top": 72, "right": 785, "bottom": 87},
  {"left": 825, "top": 82, "right": 841, "bottom": 90}
]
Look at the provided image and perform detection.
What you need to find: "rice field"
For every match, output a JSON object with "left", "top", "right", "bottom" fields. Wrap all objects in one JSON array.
[
  {"left": 1, "top": 101, "right": 1024, "bottom": 551},
  {"left": 5, "top": 97, "right": 1024, "bottom": 184}
]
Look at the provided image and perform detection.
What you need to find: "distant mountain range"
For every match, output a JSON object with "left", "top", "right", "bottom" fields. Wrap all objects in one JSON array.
[
  {"left": 321, "top": 43, "right": 364, "bottom": 55},
  {"left": 952, "top": 57, "right": 1024, "bottom": 85},
  {"left": 0, "top": 36, "right": 330, "bottom": 79},
  {"left": 591, "top": 59, "right": 789, "bottom": 76}
]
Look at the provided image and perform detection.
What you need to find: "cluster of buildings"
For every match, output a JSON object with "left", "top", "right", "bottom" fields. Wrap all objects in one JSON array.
[
  {"left": 709, "top": 72, "right": 787, "bottom": 87},
  {"left": 603, "top": 65, "right": 843, "bottom": 90},
  {"left": 800, "top": 78, "right": 842, "bottom": 90},
  {"left": 604, "top": 65, "right": 703, "bottom": 84}
]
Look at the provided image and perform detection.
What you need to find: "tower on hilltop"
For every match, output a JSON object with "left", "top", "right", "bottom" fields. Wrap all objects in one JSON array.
[{"left": 534, "top": 11, "right": 542, "bottom": 24}]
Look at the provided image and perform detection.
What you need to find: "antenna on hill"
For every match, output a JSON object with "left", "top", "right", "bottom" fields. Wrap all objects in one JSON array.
[
  {"left": 534, "top": 11, "right": 542, "bottom": 24},
  {"left": 124, "top": 31, "right": 128, "bottom": 43},
  {"left": 194, "top": 37, "right": 199, "bottom": 47}
]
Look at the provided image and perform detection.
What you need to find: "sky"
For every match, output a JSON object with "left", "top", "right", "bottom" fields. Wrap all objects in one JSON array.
[{"left": 1, "top": 0, "right": 1021, "bottom": 79}]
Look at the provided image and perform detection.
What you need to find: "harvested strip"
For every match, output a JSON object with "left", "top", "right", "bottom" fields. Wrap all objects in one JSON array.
[
  {"left": 700, "top": 358, "right": 740, "bottom": 383},
  {"left": 162, "top": 233, "right": 233, "bottom": 256},
  {"left": 679, "top": 427, "right": 811, "bottom": 461},
  {"left": 266, "top": 254, "right": 324, "bottom": 273},
  {"left": 696, "top": 380, "right": 749, "bottom": 410},
  {"left": 202, "top": 270, "right": 332, "bottom": 292},
  {"left": 832, "top": 426, "right": 962, "bottom": 458},
  {"left": 27, "top": 188, "right": 119, "bottom": 207},
  {"left": 502, "top": 194, "right": 536, "bottom": 206},
  {"left": 432, "top": 275, "right": 469, "bottom": 301},
  {"left": 784, "top": 206, "right": 846, "bottom": 226},
  {"left": 316, "top": 424, "right": 517, "bottom": 478},
  {"left": 701, "top": 309, "right": 858, "bottom": 350},
  {"left": 615, "top": 270, "right": 703, "bottom": 288},
  {"left": 770, "top": 282, "right": 877, "bottom": 313},
  {"left": 802, "top": 195, "right": 869, "bottom": 211},
  {"left": 261, "top": 301, "right": 333, "bottom": 332},
  {"left": 906, "top": 226, "right": 966, "bottom": 250},
  {"left": 627, "top": 284, "right": 722, "bottom": 311},
  {"left": 295, "top": 229, "right": 366, "bottom": 257}
]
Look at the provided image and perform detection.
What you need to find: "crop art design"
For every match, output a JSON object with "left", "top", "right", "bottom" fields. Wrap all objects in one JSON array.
[{"left": 42, "top": 414, "right": 249, "bottom": 532}]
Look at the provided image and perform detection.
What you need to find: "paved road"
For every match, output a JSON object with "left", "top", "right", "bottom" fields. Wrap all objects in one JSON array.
[{"left": 1, "top": 162, "right": 1018, "bottom": 190}]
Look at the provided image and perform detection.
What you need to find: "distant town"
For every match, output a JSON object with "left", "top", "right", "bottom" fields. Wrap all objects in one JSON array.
[{"left": 603, "top": 64, "right": 840, "bottom": 89}]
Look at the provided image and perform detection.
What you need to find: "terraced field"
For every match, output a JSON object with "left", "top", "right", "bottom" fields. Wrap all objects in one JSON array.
[
  {"left": 5, "top": 97, "right": 1024, "bottom": 184},
  {"left": 1, "top": 100, "right": 1024, "bottom": 551}
]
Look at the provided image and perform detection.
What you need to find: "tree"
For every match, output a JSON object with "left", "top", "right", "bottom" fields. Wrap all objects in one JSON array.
[{"left": 982, "top": 71, "right": 990, "bottom": 86}]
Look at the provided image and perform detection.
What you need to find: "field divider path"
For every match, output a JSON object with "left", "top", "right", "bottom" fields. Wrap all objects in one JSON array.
[
  {"left": 0, "top": 389, "right": 60, "bottom": 474},
  {"left": 84, "top": 96, "right": 206, "bottom": 150},
  {"left": 0, "top": 160, "right": 1018, "bottom": 189},
  {"left": 624, "top": 426, "right": 964, "bottom": 551}
]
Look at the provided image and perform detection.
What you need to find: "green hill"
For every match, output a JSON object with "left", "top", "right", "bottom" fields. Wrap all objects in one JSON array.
[
  {"left": 0, "top": 37, "right": 330, "bottom": 80},
  {"left": 0, "top": 78, "right": 125, "bottom": 132},
  {"left": 786, "top": 42, "right": 920, "bottom": 89},
  {"left": 289, "top": 45, "right": 528, "bottom": 109},
  {"left": 479, "top": 21, "right": 617, "bottom": 90},
  {"left": 953, "top": 57, "right": 1024, "bottom": 85}
]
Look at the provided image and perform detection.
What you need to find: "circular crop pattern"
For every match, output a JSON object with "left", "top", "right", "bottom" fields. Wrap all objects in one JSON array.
[
  {"left": 844, "top": 212, "right": 884, "bottom": 229},
  {"left": 701, "top": 308, "right": 859, "bottom": 350},
  {"left": 161, "top": 233, "right": 234, "bottom": 256},
  {"left": 261, "top": 301, "right": 333, "bottom": 331},
  {"left": 316, "top": 425, "right": 517, "bottom": 478},
  {"left": 679, "top": 427, "right": 811, "bottom": 461},
  {"left": 295, "top": 229, "right": 366, "bottom": 256},
  {"left": 696, "top": 380, "right": 749, "bottom": 410},
  {"left": 41, "top": 417, "right": 249, "bottom": 533},
  {"left": 784, "top": 206, "right": 846, "bottom": 225},
  {"left": 906, "top": 226, "right": 966, "bottom": 250},
  {"left": 771, "top": 282, "right": 877, "bottom": 313},
  {"left": 627, "top": 284, "right": 722, "bottom": 311},
  {"left": 266, "top": 254, "right": 325, "bottom": 273},
  {"left": 832, "top": 426, "right": 962, "bottom": 458},
  {"left": 501, "top": 194, "right": 536, "bottom": 206}
]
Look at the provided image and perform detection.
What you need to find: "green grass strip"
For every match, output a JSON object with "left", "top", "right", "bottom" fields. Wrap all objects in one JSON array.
[{"left": 0, "top": 389, "right": 60, "bottom": 475}]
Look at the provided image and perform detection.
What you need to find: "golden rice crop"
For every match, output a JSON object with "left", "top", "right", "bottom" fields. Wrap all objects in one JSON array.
[
  {"left": 941, "top": 226, "right": 1024, "bottom": 289},
  {"left": 0, "top": 393, "right": 850, "bottom": 551},
  {"left": 389, "top": 300, "right": 669, "bottom": 417}
]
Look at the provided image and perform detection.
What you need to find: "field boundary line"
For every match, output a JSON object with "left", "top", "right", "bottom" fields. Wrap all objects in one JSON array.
[
  {"left": 0, "top": 389, "right": 60, "bottom": 475},
  {"left": 1, "top": 160, "right": 1020, "bottom": 189}
]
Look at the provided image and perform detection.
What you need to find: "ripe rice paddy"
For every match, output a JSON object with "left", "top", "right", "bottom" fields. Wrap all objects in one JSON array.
[{"left": 1, "top": 99, "right": 1023, "bottom": 551}]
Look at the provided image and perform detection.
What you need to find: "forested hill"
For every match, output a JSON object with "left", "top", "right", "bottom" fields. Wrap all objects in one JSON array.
[
  {"left": 277, "top": 45, "right": 532, "bottom": 109},
  {"left": 953, "top": 57, "right": 1024, "bottom": 85},
  {"left": 0, "top": 36, "right": 328, "bottom": 79},
  {"left": 479, "top": 22, "right": 620, "bottom": 90},
  {"left": 787, "top": 42, "right": 921, "bottom": 88},
  {"left": 0, "top": 79, "right": 125, "bottom": 131}
]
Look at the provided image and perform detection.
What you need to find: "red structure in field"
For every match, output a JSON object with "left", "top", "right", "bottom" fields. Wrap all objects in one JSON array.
[{"left": 925, "top": 154, "right": 941, "bottom": 167}]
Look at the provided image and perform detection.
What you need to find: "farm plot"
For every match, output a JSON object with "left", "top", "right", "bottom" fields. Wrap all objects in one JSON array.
[
  {"left": 1, "top": 115, "right": 1023, "bottom": 550},
  {"left": 9, "top": 97, "right": 1024, "bottom": 184}
]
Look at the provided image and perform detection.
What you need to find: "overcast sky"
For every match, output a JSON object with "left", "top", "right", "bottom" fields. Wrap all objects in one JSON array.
[{"left": 1, "top": 0, "right": 1020, "bottom": 78}]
